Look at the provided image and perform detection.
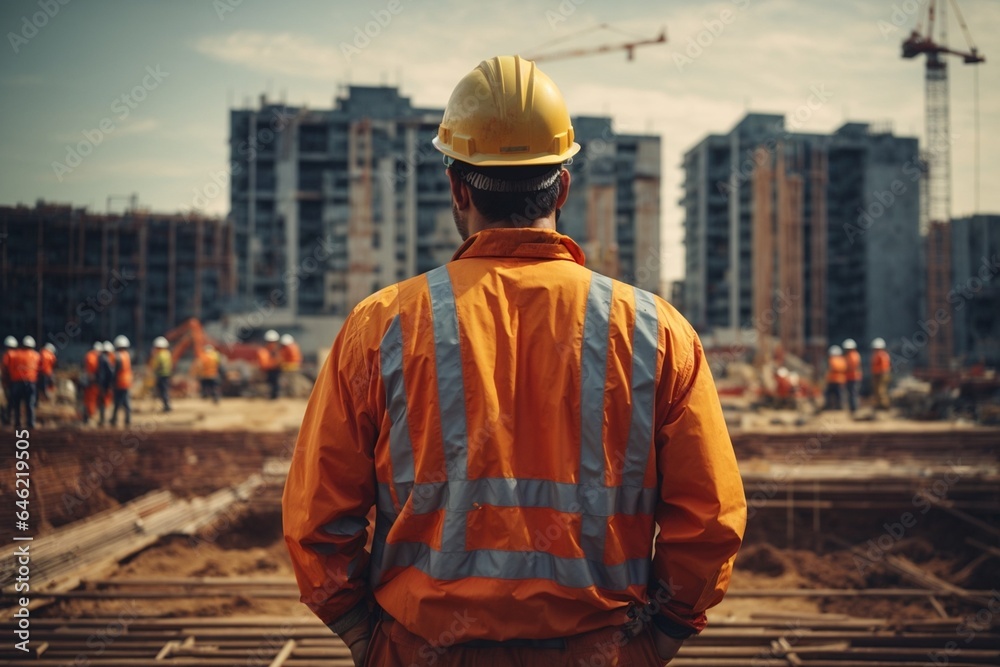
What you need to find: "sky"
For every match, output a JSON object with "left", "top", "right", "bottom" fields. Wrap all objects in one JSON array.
[{"left": 1, "top": 0, "right": 998, "bottom": 285}]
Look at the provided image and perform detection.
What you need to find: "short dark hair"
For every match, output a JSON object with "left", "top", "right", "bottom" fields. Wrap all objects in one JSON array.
[{"left": 449, "top": 161, "right": 563, "bottom": 225}]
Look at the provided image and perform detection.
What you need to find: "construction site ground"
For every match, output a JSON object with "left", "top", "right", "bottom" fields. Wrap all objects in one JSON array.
[{"left": 2, "top": 396, "right": 999, "bottom": 665}]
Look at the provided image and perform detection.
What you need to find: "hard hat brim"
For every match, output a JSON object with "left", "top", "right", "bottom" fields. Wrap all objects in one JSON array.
[{"left": 433, "top": 136, "right": 580, "bottom": 167}]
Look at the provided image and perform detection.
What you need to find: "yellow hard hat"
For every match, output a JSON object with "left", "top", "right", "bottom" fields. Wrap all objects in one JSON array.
[{"left": 433, "top": 55, "right": 581, "bottom": 167}]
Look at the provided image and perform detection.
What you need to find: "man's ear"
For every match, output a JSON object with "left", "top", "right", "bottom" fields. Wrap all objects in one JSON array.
[
  {"left": 447, "top": 168, "right": 471, "bottom": 210},
  {"left": 555, "top": 169, "right": 571, "bottom": 209}
]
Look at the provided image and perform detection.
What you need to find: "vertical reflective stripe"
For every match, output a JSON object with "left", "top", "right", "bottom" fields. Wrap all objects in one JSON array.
[
  {"left": 622, "top": 287, "right": 659, "bottom": 495},
  {"left": 380, "top": 316, "right": 414, "bottom": 509},
  {"left": 427, "top": 266, "right": 469, "bottom": 552},
  {"left": 579, "top": 273, "right": 613, "bottom": 562}
]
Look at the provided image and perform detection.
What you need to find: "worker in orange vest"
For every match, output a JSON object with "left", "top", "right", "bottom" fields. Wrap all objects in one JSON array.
[
  {"left": 102, "top": 340, "right": 116, "bottom": 414},
  {"left": 1, "top": 336, "right": 16, "bottom": 425},
  {"left": 843, "top": 338, "right": 862, "bottom": 414},
  {"left": 259, "top": 330, "right": 281, "bottom": 400},
  {"left": 824, "top": 345, "right": 847, "bottom": 411},
  {"left": 283, "top": 56, "right": 746, "bottom": 667},
  {"left": 870, "top": 337, "right": 892, "bottom": 410},
  {"left": 38, "top": 342, "right": 57, "bottom": 401},
  {"left": 110, "top": 336, "right": 133, "bottom": 427},
  {"left": 81, "top": 341, "right": 103, "bottom": 424},
  {"left": 196, "top": 344, "right": 223, "bottom": 404},
  {"left": 9, "top": 336, "right": 41, "bottom": 429},
  {"left": 279, "top": 334, "right": 302, "bottom": 396}
]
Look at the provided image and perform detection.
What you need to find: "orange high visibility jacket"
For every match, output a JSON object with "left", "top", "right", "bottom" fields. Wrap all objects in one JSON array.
[
  {"left": 845, "top": 350, "right": 862, "bottom": 382},
  {"left": 280, "top": 343, "right": 302, "bottom": 371},
  {"left": 40, "top": 348, "right": 56, "bottom": 375},
  {"left": 283, "top": 228, "right": 746, "bottom": 642},
  {"left": 197, "top": 349, "right": 221, "bottom": 379},
  {"left": 826, "top": 356, "right": 847, "bottom": 384},
  {"left": 8, "top": 349, "right": 40, "bottom": 383},
  {"left": 84, "top": 349, "right": 99, "bottom": 378},
  {"left": 258, "top": 344, "right": 279, "bottom": 371},
  {"left": 115, "top": 351, "right": 133, "bottom": 389},
  {"left": 871, "top": 349, "right": 891, "bottom": 375},
  {"left": 1, "top": 350, "right": 12, "bottom": 384}
]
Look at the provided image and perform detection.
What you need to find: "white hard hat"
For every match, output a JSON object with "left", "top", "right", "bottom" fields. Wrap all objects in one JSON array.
[
  {"left": 93, "top": 341, "right": 104, "bottom": 351},
  {"left": 264, "top": 330, "right": 280, "bottom": 342},
  {"left": 4, "top": 336, "right": 16, "bottom": 348},
  {"left": 843, "top": 338, "right": 857, "bottom": 350},
  {"left": 103, "top": 341, "right": 114, "bottom": 352},
  {"left": 871, "top": 337, "right": 886, "bottom": 349},
  {"left": 280, "top": 334, "right": 294, "bottom": 345},
  {"left": 829, "top": 345, "right": 843, "bottom": 356},
  {"left": 154, "top": 336, "right": 169, "bottom": 349},
  {"left": 776, "top": 367, "right": 789, "bottom": 378},
  {"left": 22, "top": 336, "right": 36, "bottom": 349},
  {"left": 43, "top": 343, "right": 56, "bottom": 352},
  {"left": 114, "top": 335, "right": 130, "bottom": 349}
]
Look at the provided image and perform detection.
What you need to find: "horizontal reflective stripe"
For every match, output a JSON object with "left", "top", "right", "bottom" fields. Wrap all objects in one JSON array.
[
  {"left": 380, "top": 316, "right": 414, "bottom": 510},
  {"left": 381, "top": 541, "right": 650, "bottom": 591},
  {"left": 322, "top": 515, "right": 369, "bottom": 537},
  {"left": 623, "top": 287, "right": 659, "bottom": 488},
  {"left": 382, "top": 478, "right": 656, "bottom": 517}
]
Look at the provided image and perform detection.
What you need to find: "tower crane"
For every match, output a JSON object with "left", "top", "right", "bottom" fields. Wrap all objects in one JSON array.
[
  {"left": 523, "top": 24, "right": 666, "bottom": 63},
  {"left": 901, "top": 0, "right": 984, "bottom": 372}
]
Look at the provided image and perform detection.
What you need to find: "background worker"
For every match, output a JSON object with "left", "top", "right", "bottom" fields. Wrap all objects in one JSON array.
[
  {"left": 1, "top": 335, "right": 16, "bottom": 425},
  {"left": 258, "top": 329, "right": 281, "bottom": 400},
  {"left": 284, "top": 55, "right": 746, "bottom": 667},
  {"left": 39, "top": 342, "right": 57, "bottom": 401},
  {"left": 824, "top": 345, "right": 847, "bottom": 411},
  {"left": 870, "top": 337, "right": 892, "bottom": 410},
  {"left": 843, "top": 338, "right": 862, "bottom": 414},
  {"left": 110, "top": 335, "right": 133, "bottom": 427},
  {"left": 81, "top": 341, "right": 103, "bottom": 424},
  {"left": 151, "top": 336, "right": 173, "bottom": 412},
  {"left": 96, "top": 342, "right": 115, "bottom": 426},
  {"left": 279, "top": 333, "right": 301, "bottom": 396},
  {"left": 9, "top": 336, "right": 41, "bottom": 429},
  {"left": 196, "top": 344, "right": 223, "bottom": 403}
]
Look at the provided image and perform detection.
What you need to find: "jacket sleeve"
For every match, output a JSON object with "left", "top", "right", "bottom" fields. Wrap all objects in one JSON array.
[
  {"left": 650, "top": 312, "right": 746, "bottom": 637},
  {"left": 282, "top": 310, "right": 380, "bottom": 634}
]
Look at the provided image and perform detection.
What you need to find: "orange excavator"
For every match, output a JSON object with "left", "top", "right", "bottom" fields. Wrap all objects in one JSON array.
[{"left": 156, "top": 318, "right": 262, "bottom": 396}]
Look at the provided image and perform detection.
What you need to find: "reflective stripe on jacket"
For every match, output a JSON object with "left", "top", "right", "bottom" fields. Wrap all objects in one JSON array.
[
  {"left": 845, "top": 350, "right": 862, "bottom": 382},
  {"left": 283, "top": 228, "right": 746, "bottom": 642}
]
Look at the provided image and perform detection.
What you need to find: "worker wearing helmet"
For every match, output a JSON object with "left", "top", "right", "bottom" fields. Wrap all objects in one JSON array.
[
  {"left": 870, "top": 337, "right": 891, "bottom": 410},
  {"left": 842, "top": 339, "right": 862, "bottom": 414},
  {"left": 38, "top": 342, "right": 57, "bottom": 402},
  {"left": 96, "top": 341, "right": 116, "bottom": 425},
  {"left": 279, "top": 334, "right": 302, "bottom": 395},
  {"left": 9, "top": 336, "right": 41, "bottom": 429},
  {"left": 284, "top": 55, "right": 746, "bottom": 666},
  {"left": 110, "top": 336, "right": 133, "bottom": 427},
  {"left": 81, "top": 341, "right": 103, "bottom": 424},
  {"left": 1, "top": 335, "right": 17, "bottom": 425},
  {"left": 151, "top": 336, "right": 173, "bottom": 412},
  {"left": 259, "top": 330, "right": 281, "bottom": 400},
  {"left": 825, "top": 345, "right": 847, "bottom": 412},
  {"left": 196, "top": 344, "right": 223, "bottom": 404}
]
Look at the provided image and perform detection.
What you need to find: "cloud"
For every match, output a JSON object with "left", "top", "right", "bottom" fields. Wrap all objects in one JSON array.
[{"left": 194, "top": 31, "right": 341, "bottom": 81}]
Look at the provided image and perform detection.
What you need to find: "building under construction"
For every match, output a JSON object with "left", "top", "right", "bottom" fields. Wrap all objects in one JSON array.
[
  {"left": 681, "top": 113, "right": 922, "bottom": 366},
  {"left": 229, "top": 87, "right": 662, "bottom": 318},
  {"left": 0, "top": 201, "right": 235, "bottom": 357}
]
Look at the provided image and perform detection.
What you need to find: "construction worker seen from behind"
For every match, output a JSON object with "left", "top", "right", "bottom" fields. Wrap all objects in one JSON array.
[
  {"left": 39, "top": 342, "right": 57, "bottom": 401},
  {"left": 151, "top": 337, "right": 173, "bottom": 412},
  {"left": 81, "top": 341, "right": 103, "bottom": 424},
  {"left": 842, "top": 338, "right": 862, "bottom": 414},
  {"left": 283, "top": 55, "right": 747, "bottom": 667},
  {"left": 1, "top": 336, "right": 16, "bottom": 425},
  {"left": 824, "top": 345, "right": 847, "bottom": 412},
  {"left": 97, "top": 342, "right": 115, "bottom": 426},
  {"left": 259, "top": 329, "right": 281, "bottom": 400},
  {"left": 279, "top": 333, "right": 302, "bottom": 395},
  {"left": 110, "top": 336, "right": 133, "bottom": 427},
  {"left": 870, "top": 337, "right": 891, "bottom": 410},
  {"left": 197, "top": 344, "right": 223, "bottom": 403},
  {"left": 9, "top": 336, "right": 41, "bottom": 429}
]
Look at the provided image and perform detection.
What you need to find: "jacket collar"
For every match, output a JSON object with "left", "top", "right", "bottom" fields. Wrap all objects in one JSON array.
[{"left": 451, "top": 228, "right": 587, "bottom": 266}]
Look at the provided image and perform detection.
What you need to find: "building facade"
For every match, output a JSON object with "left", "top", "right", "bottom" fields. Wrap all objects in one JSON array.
[
  {"left": 229, "top": 87, "right": 662, "bottom": 317},
  {"left": 681, "top": 113, "right": 921, "bottom": 364},
  {"left": 949, "top": 214, "right": 1000, "bottom": 367}
]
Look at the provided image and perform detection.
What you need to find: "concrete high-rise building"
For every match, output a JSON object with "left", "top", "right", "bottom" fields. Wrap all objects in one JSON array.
[
  {"left": 681, "top": 113, "right": 921, "bottom": 364},
  {"left": 949, "top": 214, "right": 1000, "bottom": 367},
  {"left": 229, "top": 87, "right": 662, "bottom": 317}
]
